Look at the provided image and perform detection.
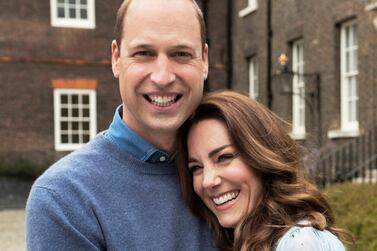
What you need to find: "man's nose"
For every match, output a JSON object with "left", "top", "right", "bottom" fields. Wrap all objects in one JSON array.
[
  {"left": 150, "top": 55, "right": 176, "bottom": 87},
  {"left": 202, "top": 166, "right": 221, "bottom": 189}
]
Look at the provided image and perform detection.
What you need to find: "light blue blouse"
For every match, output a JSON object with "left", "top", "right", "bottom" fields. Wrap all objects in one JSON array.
[{"left": 275, "top": 224, "right": 345, "bottom": 251}]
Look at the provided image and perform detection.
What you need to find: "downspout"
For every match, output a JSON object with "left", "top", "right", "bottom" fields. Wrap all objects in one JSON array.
[
  {"left": 227, "top": 0, "right": 233, "bottom": 89},
  {"left": 267, "top": 0, "right": 273, "bottom": 108}
]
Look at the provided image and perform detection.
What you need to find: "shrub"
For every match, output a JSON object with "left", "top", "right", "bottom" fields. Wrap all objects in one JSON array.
[
  {"left": 325, "top": 182, "right": 377, "bottom": 251},
  {"left": 0, "top": 158, "right": 47, "bottom": 180}
]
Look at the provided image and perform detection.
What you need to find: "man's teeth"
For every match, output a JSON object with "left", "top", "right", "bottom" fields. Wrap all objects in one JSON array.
[
  {"left": 213, "top": 191, "right": 239, "bottom": 205},
  {"left": 149, "top": 95, "right": 176, "bottom": 107}
]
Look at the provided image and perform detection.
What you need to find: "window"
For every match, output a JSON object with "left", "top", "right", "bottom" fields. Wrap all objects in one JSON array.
[
  {"left": 292, "top": 40, "right": 305, "bottom": 138},
  {"left": 239, "top": 0, "right": 258, "bottom": 17},
  {"left": 340, "top": 20, "right": 358, "bottom": 132},
  {"left": 248, "top": 58, "right": 258, "bottom": 99},
  {"left": 53, "top": 80, "right": 97, "bottom": 151},
  {"left": 50, "top": 0, "right": 95, "bottom": 29}
]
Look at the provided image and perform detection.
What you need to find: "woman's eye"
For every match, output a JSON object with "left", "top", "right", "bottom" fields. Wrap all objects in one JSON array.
[
  {"left": 188, "top": 164, "right": 202, "bottom": 174},
  {"left": 217, "top": 153, "right": 236, "bottom": 163}
]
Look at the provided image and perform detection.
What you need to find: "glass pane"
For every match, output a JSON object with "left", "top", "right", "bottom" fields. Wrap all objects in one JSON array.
[
  {"left": 72, "top": 122, "right": 79, "bottom": 130},
  {"left": 83, "top": 122, "right": 90, "bottom": 130},
  {"left": 72, "top": 95, "right": 79, "bottom": 104},
  {"left": 61, "top": 122, "right": 68, "bottom": 130},
  {"left": 80, "top": 0, "right": 87, "bottom": 5},
  {"left": 69, "top": 0, "right": 76, "bottom": 4},
  {"left": 82, "top": 95, "right": 89, "bottom": 105},
  {"left": 61, "top": 108, "right": 68, "bottom": 117},
  {"left": 72, "top": 108, "right": 79, "bottom": 117},
  {"left": 346, "top": 52, "right": 350, "bottom": 73},
  {"left": 353, "top": 50, "right": 358, "bottom": 72},
  {"left": 72, "top": 134, "right": 80, "bottom": 143},
  {"left": 80, "top": 8, "right": 87, "bottom": 19},
  {"left": 83, "top": 134, "right": 90, "bottom": 143},
  {"left": 69, "top": 8, "right": 76, "bottom": 18},
  {"left": 61, "top": 94, "right": 68, "bottom": 104},
  {"left": 61, "top": 134, "right": 69, "bottom": 143},
  {"left": 83, "top": 108, "right": 90, "bottom": 117},
  {"left": 57, "top": 7, "right": 65, "bottom": 18},
  {"left": 58, "top": 0, "right": 65, "bottom": 3},
  {"left": 353, "top": 26, "right": 357, "bottom": 46}
]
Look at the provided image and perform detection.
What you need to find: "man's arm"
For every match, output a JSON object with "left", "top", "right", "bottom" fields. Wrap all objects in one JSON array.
[{"left": 26, "top": 186, "right": 104, "bottom": 251}]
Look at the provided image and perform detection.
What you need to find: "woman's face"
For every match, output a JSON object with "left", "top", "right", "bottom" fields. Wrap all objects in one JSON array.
[{"left": 187, "top": 119, "right": 263, "bottom": 228}]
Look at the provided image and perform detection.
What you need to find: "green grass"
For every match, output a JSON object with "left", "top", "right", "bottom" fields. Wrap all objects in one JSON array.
[
  {"left": 0, "top": 158, "right": 47, "bottom": 180},
  {"left": 325, "top": 182, "right": 377, "bottom": 251}
]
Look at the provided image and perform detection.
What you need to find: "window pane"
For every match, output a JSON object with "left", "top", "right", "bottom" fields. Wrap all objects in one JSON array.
[
  {"left": 72, "top": 134, "right": 80, "bottom": 143},
  {"left": 61, "top": 122, "right": 68, "bottom": 130},
  {"left": 83, "top": 122, "right": 90, "bottom": 130},
  {"left": 61, "top": 134, "right": 69, "bottom": 143},
  {"left": 58, "top": 0, "right": 65, "bottom": 3},
  {"left": 82, "top": 95, "right": 89, "bottom": 104},
  {"left": 72, "top": 108, "right": 79, "bottom": 117},
  {"left": 72, "top": 94, "right": 79, "bottom": 104},
  {"left": 57, "top": 7, "right": 65, "bottom": 18},
  {"left": 80, "top": 0, "right": 87, "bottom": 5},
  {"left": 83, "top": 134, "right": 90, "bottom": 143},
  {"left": 61, "top": 108, "right": 68, "bottom": 117},
  {"left": 69, "top": 8, "right": 76, "bottom": 18},
  {"left": 83, "top": 108, "right": 90, "bottom": 117},
  {"left": 72, "top": 122, "right": 79, "bottom": 130},
  {"left": 69, "top": 0, "right": 76, "bottom": 4},
  {"left": 61, "top": 94, "right": 68, "bottom": 104},
  {"left": 80, "top": 9, "right": 88, "bottom": 19}
]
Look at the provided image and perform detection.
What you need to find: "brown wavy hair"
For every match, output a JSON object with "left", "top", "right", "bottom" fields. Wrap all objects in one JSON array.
[{"left": 176, "top": 90, "right": 350, "bottom": 251}]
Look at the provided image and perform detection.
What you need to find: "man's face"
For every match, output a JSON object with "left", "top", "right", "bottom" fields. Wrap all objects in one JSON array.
[{"left": 112, "top": 0, "right": 208, "bottom": 149}]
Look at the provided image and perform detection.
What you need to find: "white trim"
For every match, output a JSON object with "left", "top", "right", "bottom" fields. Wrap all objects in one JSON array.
[
  {"left": 365, "top": 2, "right": 377, "bottom": 11},
  {"left": 340, "top": 20, "right": 358, "bottom": 132},
  {"left": 289, "top": 132, "right": 306, "bottom": 140},
  {"left": 239, "top": 0, "right": 258, "bottom": 17},
  {"left": 50, "top": 0, "right": 96, "bottom": 29},
  {"left": 248, "top": 58, "right": 258, "bottom": 99},
  {"left": 54, "top": 88, "right": 97, "bottom": 151},
  {"left": 328, "top": 129, "right": 360, "bottom": 139},
  {"left": 291, "top": 40, "right": 306, "bottom": 137}
]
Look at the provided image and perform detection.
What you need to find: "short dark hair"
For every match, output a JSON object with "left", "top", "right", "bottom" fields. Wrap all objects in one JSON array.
[{"left": 113, "top": 0, "right": 206, "bottom": 51}]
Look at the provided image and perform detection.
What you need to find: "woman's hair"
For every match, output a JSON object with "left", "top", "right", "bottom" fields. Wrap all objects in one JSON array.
[{"left": 176, "top": 90, "right": 349, "bottom": 251}]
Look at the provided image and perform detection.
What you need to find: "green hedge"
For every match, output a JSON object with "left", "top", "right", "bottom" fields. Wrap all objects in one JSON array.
[
  {"left": 0, "top": 158, "right": 47, "bottom": 180},
  {"left": 325, "top": 182, "right": 377, "bottom": 251}
]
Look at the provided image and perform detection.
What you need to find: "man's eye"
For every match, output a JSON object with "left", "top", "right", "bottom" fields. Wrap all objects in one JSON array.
[
  {"left": 173, "top": 51, "right": 192, "bottom": 58},
  {"left": 133, "top": 51, "right": 153, "bottom": 57}
]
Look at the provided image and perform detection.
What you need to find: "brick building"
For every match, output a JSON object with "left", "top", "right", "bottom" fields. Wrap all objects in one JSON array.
[
  {"left": 0, "top": 0, "right": 230, "bottom": 164},
  {"left": 231, "top": 0, "right": 377, "bottom": 149}
]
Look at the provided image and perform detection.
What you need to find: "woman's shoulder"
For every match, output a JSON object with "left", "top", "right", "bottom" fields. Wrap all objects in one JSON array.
[{"left": 274, "top": 222, "right": 345, "bottom": 251}]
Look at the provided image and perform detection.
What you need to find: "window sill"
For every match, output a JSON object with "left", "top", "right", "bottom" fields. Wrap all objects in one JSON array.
[
  {"left": 328, "top": 129, "right": 360, "bottom": 139},
  {"left": 289, "top": 132, "right": 306, "bottom": 140},
  {"left": 239, "top": 6, "right": 257, "bottom": 18}
]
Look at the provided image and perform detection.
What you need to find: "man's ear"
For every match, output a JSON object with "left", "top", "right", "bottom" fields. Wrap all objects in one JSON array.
[
  {"left": 111, "top": 40, "right": 120, "bottom": 78},
  {"left": 202, "top": 43, "right": 209, "bottom": 79}
]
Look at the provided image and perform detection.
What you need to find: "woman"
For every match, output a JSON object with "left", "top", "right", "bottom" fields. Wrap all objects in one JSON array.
[{"left": 177, "top": 91, "right": 351, "bottom": 251}]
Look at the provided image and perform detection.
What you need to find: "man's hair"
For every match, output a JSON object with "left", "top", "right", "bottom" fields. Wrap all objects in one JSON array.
[{"left": 114, "top": 0, "right": 206, "bottom": 51}]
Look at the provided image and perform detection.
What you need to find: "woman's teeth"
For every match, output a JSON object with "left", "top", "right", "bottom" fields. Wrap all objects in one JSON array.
[{"left": 213, "top": 191, "right": 239, "bottom": 205}]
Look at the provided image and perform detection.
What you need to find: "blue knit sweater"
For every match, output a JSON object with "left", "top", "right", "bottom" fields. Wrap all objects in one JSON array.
[{"left": 26, "top": 134, "right": 217, "bottom": 250}]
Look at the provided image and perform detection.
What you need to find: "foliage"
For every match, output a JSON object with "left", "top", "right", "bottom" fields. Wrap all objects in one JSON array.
[
  {"left": 325, "top": 182, "right": 377, "bottom": 251},
  {"left": 0, "top": 158, "right": 47, "bottom": 180}
]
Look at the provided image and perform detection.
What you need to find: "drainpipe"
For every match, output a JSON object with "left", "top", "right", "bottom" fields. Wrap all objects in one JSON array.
[
  {"left": 267, "top": 0, "right": 273, "bottom": 108},
  {"left": 227, "top": 0, "right": 233, "bottom": 89}
]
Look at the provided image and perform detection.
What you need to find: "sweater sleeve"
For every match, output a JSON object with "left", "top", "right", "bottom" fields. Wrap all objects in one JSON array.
[
  {"left": 275, "top": 226, "right": 345, "bottom": 251},
  {"left": 26, "top": 186, "right": 104, "bottom": 251}
]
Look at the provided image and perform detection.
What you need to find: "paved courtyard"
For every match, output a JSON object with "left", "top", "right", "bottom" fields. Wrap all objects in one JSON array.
[{"left": 0, "top": 209, "right": 26, "bottom": 251}]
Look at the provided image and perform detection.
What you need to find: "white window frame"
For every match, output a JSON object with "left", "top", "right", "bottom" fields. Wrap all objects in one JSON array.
[
  {"left": 239, "top": 0, "right": 258, "bottom": 17},
  {"left": 340, "top": 20, "right": 358, "bottom": 132},
  {"left": 54, "top": 88, "right": 97, "bottom": 151},
  {"left": 50, "top": 0, "right": 96, "bottom": 29},
  {"left": 248, "top": 58, "right": 258, "bottom": 99},
  {"left": 291, "top": 40, "right": 306, "bottom": 139}
]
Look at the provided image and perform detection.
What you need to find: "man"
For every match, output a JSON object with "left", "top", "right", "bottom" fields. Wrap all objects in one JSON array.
[{"left": 26, "top": 0, "right": 217, "bottom": 250}]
